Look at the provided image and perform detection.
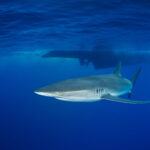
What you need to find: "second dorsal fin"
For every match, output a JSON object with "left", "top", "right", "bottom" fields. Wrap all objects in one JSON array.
[{"left": 113, "top": 62, "right": 121, "bottom": 76}]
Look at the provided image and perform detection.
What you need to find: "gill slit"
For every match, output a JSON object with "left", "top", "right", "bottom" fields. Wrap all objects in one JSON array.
[{"left": 95, "top": 87, "right": 105, "bottom": 98}]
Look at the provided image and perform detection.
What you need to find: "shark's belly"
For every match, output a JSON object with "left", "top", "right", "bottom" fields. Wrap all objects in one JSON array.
[{"left": 54, "top": 90, "right": 102, "bottom": 102}]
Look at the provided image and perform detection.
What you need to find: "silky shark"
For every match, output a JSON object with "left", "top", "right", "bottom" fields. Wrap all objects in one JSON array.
[{"left": 34, "top": 63, "right": 150, "bottom": 104}]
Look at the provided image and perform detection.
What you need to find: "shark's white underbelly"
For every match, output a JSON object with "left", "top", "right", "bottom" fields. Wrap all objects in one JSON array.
[{"left": 53, "top": 89, "right": 107, "bottom": 102}]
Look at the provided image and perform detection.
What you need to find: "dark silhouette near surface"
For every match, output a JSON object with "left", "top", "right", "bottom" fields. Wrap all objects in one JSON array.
[{"left": 43, "top": 50, "right": 150, "bottom": 69}]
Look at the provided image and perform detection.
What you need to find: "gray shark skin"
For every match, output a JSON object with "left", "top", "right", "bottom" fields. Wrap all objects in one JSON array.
[{"left": 34, "top": 63, "right": 150, "bottom": 104}]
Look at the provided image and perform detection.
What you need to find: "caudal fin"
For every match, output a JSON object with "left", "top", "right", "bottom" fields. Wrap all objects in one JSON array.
[{"left": 128, "top": 66, "right": 142, "bottom": 98}]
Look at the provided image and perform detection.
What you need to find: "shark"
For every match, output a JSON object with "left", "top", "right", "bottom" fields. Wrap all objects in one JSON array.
[{"left": 34, "top": 63, "right": 150, "bottom": 104}]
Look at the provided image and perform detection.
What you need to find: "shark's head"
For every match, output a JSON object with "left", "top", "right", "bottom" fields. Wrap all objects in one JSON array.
[{"left": 34, "top": 83, "right": 101, "bottom": 101}]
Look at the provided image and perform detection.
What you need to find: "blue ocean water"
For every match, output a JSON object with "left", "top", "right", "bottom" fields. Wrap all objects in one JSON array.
[{"left": 1, "top": 0, "right": 150, "bottom": 150}]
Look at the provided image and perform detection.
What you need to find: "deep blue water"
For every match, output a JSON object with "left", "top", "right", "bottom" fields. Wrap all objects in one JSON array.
[{"left": 1, "top": 0, "right": 150, "bottom": 150}]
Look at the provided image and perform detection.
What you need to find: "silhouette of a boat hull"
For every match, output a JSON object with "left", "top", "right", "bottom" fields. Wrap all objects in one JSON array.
[{"left": 43, "top": 50, "right": 150, "bottom": 69}]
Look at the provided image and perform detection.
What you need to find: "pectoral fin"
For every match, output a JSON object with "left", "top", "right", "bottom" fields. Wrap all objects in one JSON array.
[{"left": 102, "top": 94, "right": 150, "bottom": 104}]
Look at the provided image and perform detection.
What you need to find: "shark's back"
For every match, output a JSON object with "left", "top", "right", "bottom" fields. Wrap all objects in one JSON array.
[{"left": 40, "top": 74, "right": 132, "bottom": 95}]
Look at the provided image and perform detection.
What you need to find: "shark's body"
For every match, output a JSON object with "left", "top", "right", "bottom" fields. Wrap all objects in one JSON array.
[{"left": 35, "top": 63, "right": 150, "bottom": 104}]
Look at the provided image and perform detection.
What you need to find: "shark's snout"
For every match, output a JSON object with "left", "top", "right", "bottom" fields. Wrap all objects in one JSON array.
[
  {"left": 34, "top": 88, "right": 60, "bottom": 97},
  {"left": 34, "top": 90, "right": 47, "bottom": 96}
]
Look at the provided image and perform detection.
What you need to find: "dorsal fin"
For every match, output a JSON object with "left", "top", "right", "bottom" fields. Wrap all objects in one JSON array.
[{"left": 113, "top": 62, "right": 121, "bottom": 76}]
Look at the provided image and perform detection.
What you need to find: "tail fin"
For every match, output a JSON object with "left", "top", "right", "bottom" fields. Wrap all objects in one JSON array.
[
  {"left": 128, "top": 66, "right": 142, "bottom": 98},
  {"left": 113, "top": 62, "right": 122, "bottom": 76}
]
